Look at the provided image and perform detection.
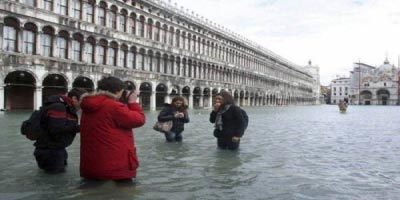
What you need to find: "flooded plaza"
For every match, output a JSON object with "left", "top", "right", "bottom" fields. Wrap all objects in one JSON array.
[{"left": 0, "top": 105, "right": 400, "bottom": 200}]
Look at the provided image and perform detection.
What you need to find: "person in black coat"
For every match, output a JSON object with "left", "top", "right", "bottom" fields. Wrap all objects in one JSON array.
[
  {"left": 158, "top": 96, "right": 190, "bottom": 142},
  {"left": 210, "top": 91, "right": 246, "bottom": 150},
  {"left": 34, "top": 88, "right": 87, "bottom": 173}
]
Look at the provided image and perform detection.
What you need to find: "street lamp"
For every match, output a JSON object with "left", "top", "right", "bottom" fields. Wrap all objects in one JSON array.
[{"left": 358, "top": 61, "right": 361, "bottom": 105}]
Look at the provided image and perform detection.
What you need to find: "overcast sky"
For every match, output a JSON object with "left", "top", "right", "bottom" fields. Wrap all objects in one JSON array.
[{"left": 170, "top": 0, "right": 400, "bottom": 85}]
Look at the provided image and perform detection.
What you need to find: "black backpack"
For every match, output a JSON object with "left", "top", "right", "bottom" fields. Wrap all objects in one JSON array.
[
  {"left": 240, "top": 108, "right": 249, "bottom": 130},
  {"left": 20, "top": 106, "right": 48, "bottom": 141}
]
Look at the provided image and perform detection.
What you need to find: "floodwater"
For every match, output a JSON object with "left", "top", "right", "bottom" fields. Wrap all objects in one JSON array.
[{"left": 1, "top": 105, "right": 400, "bottom": 200}]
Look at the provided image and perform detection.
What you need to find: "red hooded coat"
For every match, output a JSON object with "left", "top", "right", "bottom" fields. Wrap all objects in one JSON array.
[{"left": 80, "top": 92, "right": 146, "bottom": 180}]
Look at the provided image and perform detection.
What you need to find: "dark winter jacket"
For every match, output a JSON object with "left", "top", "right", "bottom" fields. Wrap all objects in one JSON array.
[
  {"left": 34, "top": 95, "right": 79, "bottom": 149},
  {"left": 158, "top": 103, "right": 189, "bottom": 133},
  {"left": 210, "top": 105, "right": 246, "bottom": 138}
]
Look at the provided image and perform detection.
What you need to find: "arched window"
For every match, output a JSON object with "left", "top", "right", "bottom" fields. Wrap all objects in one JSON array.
[
  {"left": 187, "top": 33, "right": 191, "bottom": 51},
  {"left": 120, "top": 44, "right": 128, "bottom": 67},
  {"left": 155, "top": 22, "right": 160, "bottom": 42},
  {"left": 138, "top": 16, "right": 145, "bottom": 37},
  {"left": 109, "top": 6, "right": 117, "bottom": 29},
  {"left": 57, "top": 0, "right": 68, "bottom": 15},
  {"left": 137, "top": 49, "right": 145, "bottom": 70},
  {"left": 41, "top": 26, "right": 54, "bottom": 57},
  {"left": 175, "top": 30, "right": 180, "bottom": 48},
  {"left": 128, "top": 47, "right": 136, "bottom": 69},
  {"left": 169, "top": 27, "right": 174, "bottom": 46},
  {"left": 97, "top": 39, "right": 107, "bottom": 64},
  {"left": 162, "top": 24, "right": 168, "bottom": 44},
  {"left": 119, "top": 9, "right": 128, "bottom": 32},
  {"left": 163, "top": 54, "right": 168, "bottom": 73},
  {"left": 72, "top": 33, "right": 83, "bottom": 61},
  {"left": 192, "top": 35, "right": 196, "bottom": 52},
  {"left": 85, "top": 37, "right": 95, "bottom": 63},
  {"left": 84, "top": 0, "right": 94, "bottom": 23},
  {"left": 57, "top": 31, "right": 69, "bottom": 59},
  {"left": 23, "top": 23, "right": 37, "bottom": 55},
  {"left": 169, "top": 56, "right": 174, "bottom": 74},
  {"left": 181, "top": 32, "right": 186, "bottom": 50},
  {"left": 108, "top": 41, "right": 118, "bottom": 65},
  {"left": 148, "top": 51, "right": 154, "bottom": 71},
  {"left": 156, "top": 53, "right": 161, "bottom": 72},
  {"left": 3, "top": 18, "right": 19, "bottom": 52},
  {"left": 147, "top": 19, "right": 153, "bottom": 39},
  {"left": 98, "top": 2, "right": 107, "bottom": 26},
  {"left": 72, "top": 0, "right": 81, "bottom": 19},
  {"left": 129, "top": 13, "right": 136, "bottom": 35},
  {"left": 43, "top": 0, "right": 53, "bottom": 11}
]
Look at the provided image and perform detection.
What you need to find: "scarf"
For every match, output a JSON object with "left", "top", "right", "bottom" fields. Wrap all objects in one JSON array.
[{"left": 215, "top": 104, "right": 231, "bottom": 131}]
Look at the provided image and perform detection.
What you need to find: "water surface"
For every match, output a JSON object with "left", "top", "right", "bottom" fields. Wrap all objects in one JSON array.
[{"left": 0, "top": 105, "right": 400, "bottom": 200}]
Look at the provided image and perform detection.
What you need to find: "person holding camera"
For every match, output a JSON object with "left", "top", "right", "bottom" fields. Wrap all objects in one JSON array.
[
  {"left": 79, "top": 76, "right": 145, "bottom": 181},
  {"left": 157, "top": 96, "right": 190, "bottom": 142}
]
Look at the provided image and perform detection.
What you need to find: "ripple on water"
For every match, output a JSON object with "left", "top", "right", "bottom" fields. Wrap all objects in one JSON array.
[{"left": 2, "top": 106, "right": 400, "bottom": 199}]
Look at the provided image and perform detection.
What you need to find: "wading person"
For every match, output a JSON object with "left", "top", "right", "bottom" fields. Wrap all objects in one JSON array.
[
  {"left": 157, "top": 96, "right": 190, "bottom": 142},
  {"left": 34, "top": 88, "right": 87, "bottom": 173},
  {"left": 79, "top": 76, "right": 145, "bottom": 181},
  {"left": 210, "top": 91, "right": 246, "bottom": 150}
]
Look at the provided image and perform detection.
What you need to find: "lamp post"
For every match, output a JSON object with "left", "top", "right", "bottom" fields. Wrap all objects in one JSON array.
[{"left": 358, "top": 60, "right": 361, "bottom": 105}]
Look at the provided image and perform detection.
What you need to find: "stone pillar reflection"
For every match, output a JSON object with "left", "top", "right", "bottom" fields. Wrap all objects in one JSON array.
[
  {"left": 0, "top": 85, "right": 4, "bottom": 110},
  {"left": 150, "top": 91, "right": 156, "bottom": 111},
  {"left": 34, "top": 86, "right": 43, "bottom": 110}
]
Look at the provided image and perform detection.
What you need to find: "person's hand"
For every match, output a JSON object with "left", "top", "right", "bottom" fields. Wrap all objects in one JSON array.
[
  {"left": 127, "top": 90, "right": 138, "bottom": 103},
  {"left": 232, "top": 136, "right": 240, "bottom": 143},
  {"left": 175, "top": 112, "right": 184, "bottom": 118},
  {"left": 213, "top": 103, "right": 221, "bottom": 111}
]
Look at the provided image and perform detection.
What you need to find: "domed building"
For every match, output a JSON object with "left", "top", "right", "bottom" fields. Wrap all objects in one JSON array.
[{"left": 350, "top": 58, "right": 398, "bottom": 105}]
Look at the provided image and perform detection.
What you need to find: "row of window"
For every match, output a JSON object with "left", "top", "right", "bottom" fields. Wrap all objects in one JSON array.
[
  {"left": 15, "top": 0, "right": 306, "bottom": 81},
  {"left": 332, "top": 87, "right": 348, "bottom": 91},
  {"left": 3, "top": 26, "right": 272, "bottom": 87},
  {"left": 333, "top": 93, "right": 348, "bottom": 96}
]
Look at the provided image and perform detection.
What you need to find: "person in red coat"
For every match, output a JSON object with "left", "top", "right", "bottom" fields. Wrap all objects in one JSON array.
[{"left": 79, "top": 76, "right": 146, "bottom": 181}]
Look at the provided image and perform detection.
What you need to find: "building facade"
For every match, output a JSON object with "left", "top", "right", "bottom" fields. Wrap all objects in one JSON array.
[
  {"left": 0, "top": 0, "right": 315, "bottom": 111},
  {"left": 330, "top": 77, "right": 350, "bottom": 105},
  {"left": 303, "top": 60, "right": 320, "bottom": 104},
  {"left": 349, "top": 59, "right": 398, "bottom": 105}
]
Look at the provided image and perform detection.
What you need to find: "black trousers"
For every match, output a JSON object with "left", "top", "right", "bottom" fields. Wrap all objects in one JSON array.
[
  {"left": 34, "top": 148, "right": 68, "bottom": 173},
  {"left": 217, "top": 137, "right": 240, "bottom": 150}
]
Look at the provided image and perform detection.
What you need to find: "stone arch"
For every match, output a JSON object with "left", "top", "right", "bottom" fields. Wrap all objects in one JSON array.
[
  {"left": 156, "top": 83, "right": 168, "bottom": 109},
  {"left": 72, "top": 76, "right": 94, "bottom": 92},
  {"left": 377, "top": 89, "right": 390, "bottom": 105},
  {"left": 42, "top": 73, "right": 68, "bottom": 101},
  {"left": 4, "top": 70, "right": 36, "bottom": 110},
  {"left": 193, "top": 86, "right": 201, "bottom": 108},
  {"left": 139, "top": 82, "right": 152, "bottom": 110}
]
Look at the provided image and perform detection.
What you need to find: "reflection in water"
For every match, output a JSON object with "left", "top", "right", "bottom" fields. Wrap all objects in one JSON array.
[{"left": 1, "top": 106, "right": 400, "bottom": 199}]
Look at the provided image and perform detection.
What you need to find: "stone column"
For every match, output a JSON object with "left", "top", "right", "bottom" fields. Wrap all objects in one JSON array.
[
  {"left": 34, "top": 86, "right": 43, "bottom": 110},
  {"left": 67, "top": 36, "right": 72, "bottom": 59},
  {"left": 0, "top": 24, "right": 3, "bottom": 52},
  {"left": 199, "top": 95, "right": 203, "bottom": 108},
  {"left": 52, "top": 34, "right": 58, "bottom": 57},
  {"left": 188, "top": 93, "right": 193, "bottom": 109},
  {"left": 150, "top": 91, "right": 156, "bottom": 111},
  {"left": 17, "top": 25, "right": 23, "bottom": 53},
  {"left": 81, "top": 39, "right": 87, "bottom": 62},
  {"left": 165, "top": 94, "right": 171, "bottom": 104},
  {"left": 35, "top": 32, "right": 41, "bottom": 55},
  {"left": 0, "top": 85, "right": 4, "bottom": 110}
]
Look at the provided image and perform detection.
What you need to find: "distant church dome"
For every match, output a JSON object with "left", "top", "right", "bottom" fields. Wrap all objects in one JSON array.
[{"left": 378, "top": 57, "right": 392, "bottom": 71}]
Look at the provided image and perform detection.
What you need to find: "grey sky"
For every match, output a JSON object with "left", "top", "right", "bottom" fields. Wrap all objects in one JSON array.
[{"left": 171, "top": 0, "right": 400, "bottom": 85}]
